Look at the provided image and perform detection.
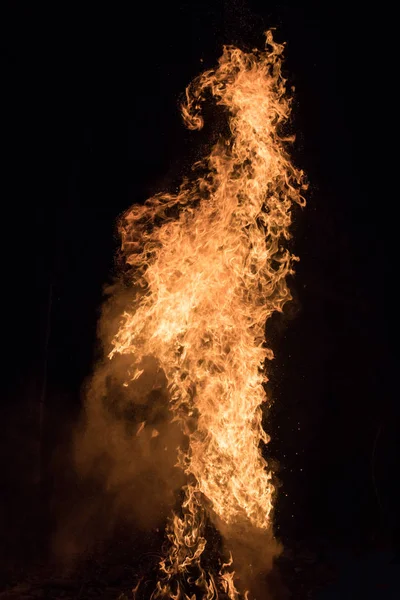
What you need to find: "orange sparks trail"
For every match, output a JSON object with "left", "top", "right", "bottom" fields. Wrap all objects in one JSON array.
[{"left": 111, "top": 31, "right": 306, "bottom": 599}]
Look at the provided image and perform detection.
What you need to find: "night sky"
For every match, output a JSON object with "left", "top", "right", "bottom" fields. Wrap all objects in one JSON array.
[{"left": 2, "top": 0, "right": 396, "bottom": 576}]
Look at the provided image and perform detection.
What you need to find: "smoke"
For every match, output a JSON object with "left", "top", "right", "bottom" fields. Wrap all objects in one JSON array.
[
  {"left": 52, "top": 280, "right": 185, "bottom": 561},
  {"left": 218, "top": 517, "right": 287, "bottom": 599}
]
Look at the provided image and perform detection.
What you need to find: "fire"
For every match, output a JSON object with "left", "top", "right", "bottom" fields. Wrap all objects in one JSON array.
[{"left": 111, "top": 31, "right": 305, "bottom": 598}]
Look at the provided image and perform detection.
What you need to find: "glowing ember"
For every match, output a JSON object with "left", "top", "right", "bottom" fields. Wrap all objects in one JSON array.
[{"left": 111, "top": 31, "right": 306, "bottom": 599}]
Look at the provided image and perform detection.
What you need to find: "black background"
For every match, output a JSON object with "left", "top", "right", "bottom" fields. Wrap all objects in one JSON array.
[{"left": 1, "top": 0, "right": 396, "bottom": 581}]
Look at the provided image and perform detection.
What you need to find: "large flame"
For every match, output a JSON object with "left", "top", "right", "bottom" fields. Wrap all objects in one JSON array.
[{"left": 111, "top": 31, "right": 305, "bottom": 599}]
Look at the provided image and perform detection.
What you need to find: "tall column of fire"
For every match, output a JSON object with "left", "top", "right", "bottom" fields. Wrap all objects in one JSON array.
[{"left": 111, "top": 31, "right": 306, "bottom": 599}]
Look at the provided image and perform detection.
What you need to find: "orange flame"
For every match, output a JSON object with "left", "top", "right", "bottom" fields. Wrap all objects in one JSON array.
[{"left": 112, "top": 31, "right": 305, "bottom": 599}]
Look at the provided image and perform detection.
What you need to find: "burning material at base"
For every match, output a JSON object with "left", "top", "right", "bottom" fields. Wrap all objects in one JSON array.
[{"left": 108, "top": 30, "right": 306, "bottom": 599}]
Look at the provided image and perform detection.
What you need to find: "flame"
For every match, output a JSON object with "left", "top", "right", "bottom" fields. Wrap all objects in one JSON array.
[{"left": 112, "top": 31, "right": 305, "bottom": 599}]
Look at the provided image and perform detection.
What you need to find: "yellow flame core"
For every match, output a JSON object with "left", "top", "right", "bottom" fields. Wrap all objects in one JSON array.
[{"left": 111, "top": 31, "right": 305, "bottom": 598}]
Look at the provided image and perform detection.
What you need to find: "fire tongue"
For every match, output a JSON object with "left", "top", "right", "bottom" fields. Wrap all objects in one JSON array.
[{"left": 111, "top": 30, "right": 306, "bottom": 599}]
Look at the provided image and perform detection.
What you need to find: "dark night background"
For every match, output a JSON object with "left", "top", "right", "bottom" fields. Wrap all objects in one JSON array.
[{"left": 1, "top": 0, "right": 397, "bottom": 597}]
